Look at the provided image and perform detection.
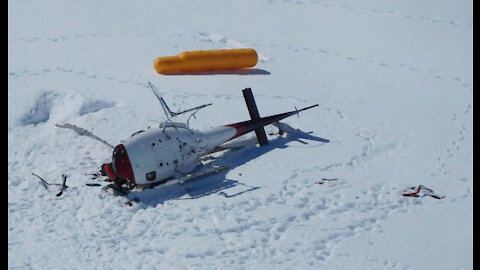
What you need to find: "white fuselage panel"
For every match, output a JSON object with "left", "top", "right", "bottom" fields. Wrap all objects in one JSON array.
[{"left": 123, "top": 124, "right": 236, "bottom": 185}]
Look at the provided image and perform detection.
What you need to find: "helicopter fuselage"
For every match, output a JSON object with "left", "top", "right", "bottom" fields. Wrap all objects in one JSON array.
[
  {"left": 104, "top": 122, "right": 237, "bottom": 188},
  {"left": 102, "top": 86, "right": 319, "bottom": 190}
]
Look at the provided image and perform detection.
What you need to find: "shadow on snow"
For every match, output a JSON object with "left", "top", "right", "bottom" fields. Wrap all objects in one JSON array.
[{"left": 162, "top": 68, "right": 271, "bottom": 76}]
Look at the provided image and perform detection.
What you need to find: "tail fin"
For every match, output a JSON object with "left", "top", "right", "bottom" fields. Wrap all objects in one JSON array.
[{"left": 242, "top": 88, "right": 269, "bottom": 146}]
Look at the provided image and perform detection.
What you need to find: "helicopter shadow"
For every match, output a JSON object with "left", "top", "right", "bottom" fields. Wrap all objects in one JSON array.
[
  {"left": 129, "top": 128, "right": 329, "bottom": 207},
  {"left": 163, "top": 68, "right": 270, "bottom": 76}
]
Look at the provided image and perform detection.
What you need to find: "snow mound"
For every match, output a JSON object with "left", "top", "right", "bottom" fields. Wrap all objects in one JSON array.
[{"left": 21, "top": 91, "right": 58, "bottom": 126}]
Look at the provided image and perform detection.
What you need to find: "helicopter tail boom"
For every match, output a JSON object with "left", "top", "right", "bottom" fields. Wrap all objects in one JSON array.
[{"left": 225, "top": 104, "right": 318, "bottom": 142}]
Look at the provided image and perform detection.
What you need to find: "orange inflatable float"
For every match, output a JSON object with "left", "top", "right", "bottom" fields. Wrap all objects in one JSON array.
[{"left": 154, "top": 48, "right": 258, "bottom": 74}]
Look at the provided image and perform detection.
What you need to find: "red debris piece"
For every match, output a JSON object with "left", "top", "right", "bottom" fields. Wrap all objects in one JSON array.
[{"left": 402, "top": 185, "right": 445, "bottom": 199}]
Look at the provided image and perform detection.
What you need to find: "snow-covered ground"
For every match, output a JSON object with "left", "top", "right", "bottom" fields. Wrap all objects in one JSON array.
[{"left": 8, "top": 0, "right": 472, "bottom": 269}]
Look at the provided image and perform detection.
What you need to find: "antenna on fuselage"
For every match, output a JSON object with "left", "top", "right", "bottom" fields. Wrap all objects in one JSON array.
[
  {"left": 148, "top": 81, "right": 172, "bottom": 121},
  {"left": 147, "top": 82, "right": 213, "bottom": 129}
]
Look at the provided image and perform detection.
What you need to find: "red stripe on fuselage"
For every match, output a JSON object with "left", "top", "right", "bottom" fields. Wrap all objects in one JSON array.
[{"left": 225, "top": 123, "right": 247, "bottom": 140}]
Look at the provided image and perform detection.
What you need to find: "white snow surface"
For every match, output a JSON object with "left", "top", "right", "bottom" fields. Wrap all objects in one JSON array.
[{"left": 8, "top": 0, "right": 472, "bottom": 269}]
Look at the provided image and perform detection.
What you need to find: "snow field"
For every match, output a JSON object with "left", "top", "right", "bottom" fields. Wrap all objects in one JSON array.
[{"left": 9, "top": 0, "right": 472, "bottom": 269}]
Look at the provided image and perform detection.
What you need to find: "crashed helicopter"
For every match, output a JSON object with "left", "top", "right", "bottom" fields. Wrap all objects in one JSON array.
[{"left": 59, "top": 83, "right": 322, "bottom": 193}]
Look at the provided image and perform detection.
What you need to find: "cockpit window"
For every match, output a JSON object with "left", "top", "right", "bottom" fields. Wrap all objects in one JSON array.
[{"left": 112, "top": 145, "right": 125, "bottom": 161}]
